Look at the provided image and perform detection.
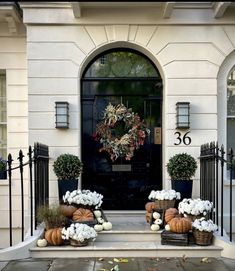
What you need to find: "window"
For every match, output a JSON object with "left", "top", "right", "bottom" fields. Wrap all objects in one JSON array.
[{"left": 0, "top": 74, "right": 7, "bottom": 160}]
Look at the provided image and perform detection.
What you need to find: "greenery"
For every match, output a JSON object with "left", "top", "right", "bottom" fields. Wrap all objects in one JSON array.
[
  {"left": 53, "top": 153, "right": 83, "bottom": 181},
  {"left": 37, "top": 204, "right": 66, "bottom": 229},
  {"left": 167, "top": 153, "right": 197, "bottom": 180},
  {"left": 0, "top": 157, "right": 7, "bottom": 172}
]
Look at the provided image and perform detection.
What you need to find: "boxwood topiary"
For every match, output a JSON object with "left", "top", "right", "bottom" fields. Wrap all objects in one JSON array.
[
  {"left": 167, "top": 153, "right": 197, "bottom": 180},
  {"left": 53, "top": 153, "right": 83, "bottom": 181}
]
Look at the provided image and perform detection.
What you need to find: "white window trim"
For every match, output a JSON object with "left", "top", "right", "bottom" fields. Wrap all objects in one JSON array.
[{"left": 218, "top": 50, "right": 235, "bottom": 183}]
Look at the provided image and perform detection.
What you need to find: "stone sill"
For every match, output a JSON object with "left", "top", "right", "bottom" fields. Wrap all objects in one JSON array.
[{"left": 0, "top": 180, "right": 8, "bottom": 186}]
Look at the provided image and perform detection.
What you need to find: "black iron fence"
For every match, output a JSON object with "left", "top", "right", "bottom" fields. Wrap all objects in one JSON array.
[
  {"left": 1, "top": 142, "right": 49, "bottom": 246},
  {"left": 199, "top": 142, "right": 233, "bottom": 242}
]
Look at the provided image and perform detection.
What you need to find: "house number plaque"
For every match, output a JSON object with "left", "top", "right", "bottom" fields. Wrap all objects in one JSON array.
[
  {"left": 154, "top": 127, "right": 161, "bottom": 144},
  {"left": 112, "top": 165, "right": 132, "bottom": 172}
]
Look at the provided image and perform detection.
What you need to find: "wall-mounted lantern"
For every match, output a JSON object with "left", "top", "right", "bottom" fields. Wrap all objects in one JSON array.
[
  {"left": 176, "top": 102, "right": 190, "bottom": 129},
  {"left": 55, "top": 101, "right": 69, "bottom": 129}
]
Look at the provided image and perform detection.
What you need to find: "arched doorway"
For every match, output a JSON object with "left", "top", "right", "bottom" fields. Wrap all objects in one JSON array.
[{"left": 81, "top": 48, "right": 162, "bottom": 210}]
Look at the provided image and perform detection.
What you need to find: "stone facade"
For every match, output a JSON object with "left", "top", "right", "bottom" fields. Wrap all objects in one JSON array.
[{"left": 0, "top": 2, "right": 235, "bottom": 248}]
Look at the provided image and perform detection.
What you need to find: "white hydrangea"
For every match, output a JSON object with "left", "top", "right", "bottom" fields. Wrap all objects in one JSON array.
[
  {"left": 178, "top": 198, "right": 213, "bottom": 216},
  {"left": 148, "top": 189, "right": 181, "bottom": 201},
  {"left": 61, "top": 223, "right": 97, "bottom": 242},
  {"left": 63, "top": 189, "right": 103, "bottom": 208},
  {"left": 192, "top": 217, "right": 218, "bottom": 232}
]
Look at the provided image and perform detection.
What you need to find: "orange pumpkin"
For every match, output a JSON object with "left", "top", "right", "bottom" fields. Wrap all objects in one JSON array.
[
  {"left": 164, "top": 208, "right": 179, "bottom": 224},
  {"left": 145, "top": 202, "right": 158, "bottom": 213},
  {"left": 60, "top": 204, "right": 77, "bottom": 218},
  {"left": 168, "top": 217, "right": 192, "bottom": 233},
  {"left": 45, "top": 228, "right": 63, "bottom": 246},
  {"left": 73, "top": 208, "right": 94, "bottom": 222},
  {"left": 146, "top": 212, "right": 152, "bottom": 223}
]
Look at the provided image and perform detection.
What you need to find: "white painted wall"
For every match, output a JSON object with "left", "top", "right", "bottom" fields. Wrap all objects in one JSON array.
[{"left": 0, "top": 26, "right": 28, "bottom": 248}]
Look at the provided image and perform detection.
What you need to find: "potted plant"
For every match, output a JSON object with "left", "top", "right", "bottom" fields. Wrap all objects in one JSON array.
[
  {"left": 0, "top": 157, "right": 7, "bottom": 180},
  {"left": 167, "top": 153, "right": 197, "bottom": 200},
  {"left": 37, "top": 204, "right": 66, "bottom": 246},
  {"left": 61, "top": 222, "right": 97, "bottom": 246},
  {"left": 53, "top": 153, "right": 83, "bottom": 202},
  {"left": 192, "top": 217, "right": 218, "bottom": 246}
]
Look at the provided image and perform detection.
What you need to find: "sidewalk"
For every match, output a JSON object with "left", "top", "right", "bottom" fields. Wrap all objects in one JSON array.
[{"left": 1, "top": 257, "right": 235, "bottom": 271}]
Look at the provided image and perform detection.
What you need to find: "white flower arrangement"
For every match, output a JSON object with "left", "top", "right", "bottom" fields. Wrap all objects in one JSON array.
[
  {"left": 178, "top": 198, "right": 213, "bottom": 216},
  {"left": 148, "top": 189, "right": 181, "bottom": 201},
  {"left": 192, "top": 217, "right": 218, "bottom": 232},
  {"left": 63, "top": 189, "right": 103, "bottom": 208},
  {"left": 61, "top": 223, "right": 97, "bottom": 242}
]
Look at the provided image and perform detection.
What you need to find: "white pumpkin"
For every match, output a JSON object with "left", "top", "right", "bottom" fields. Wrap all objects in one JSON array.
[
  {"left": 94, "top": 224, "right": 103, "bottom": 232},
  {"left": 153, "top": 212, "right": 161, "bottom": 220},
  {"left": 37, "top": 238, "right": 47, "bottom": 247},
  {"left": 151, "top": 224, "right": 160, "bottom": 231},
  {"left": 154, "top": 218, "right": 162, "bottom": 225},
  {"left": 97, "top": 217, "right": 104, "bottom": 224},
  {"left": 165, "top": 224, "right": 171, "bottom": 231},
  {"left": 94, "top": 210, "right": 102, "bottom": 218},
  {"left": 103, "top": 221, "right": 112, "bottom": 231}
]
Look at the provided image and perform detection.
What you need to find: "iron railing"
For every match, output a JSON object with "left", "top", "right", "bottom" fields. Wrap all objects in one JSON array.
[
  {"left": 1, "top": 142, "right": 49, "bottom": 246},
  {"left": 199, "top": 142, "right": 233, "bottom": 242}
]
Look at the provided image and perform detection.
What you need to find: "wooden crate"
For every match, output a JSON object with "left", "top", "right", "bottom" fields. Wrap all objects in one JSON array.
[{"left": 161, "top": 230, "right": 189, "bottom": 246}]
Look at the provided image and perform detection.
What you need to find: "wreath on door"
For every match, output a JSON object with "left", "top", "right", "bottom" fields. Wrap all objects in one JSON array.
[{"left": 93, "top": 103, "right": 150, "bottom": 162}]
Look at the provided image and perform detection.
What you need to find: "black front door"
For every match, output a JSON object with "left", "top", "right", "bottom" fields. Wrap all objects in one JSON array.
[{"left": 81, "top": 49, "right": 162, "bottom": 210}]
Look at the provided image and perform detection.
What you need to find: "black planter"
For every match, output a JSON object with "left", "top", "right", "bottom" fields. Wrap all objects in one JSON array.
[
  {"left": 58, "top": 179, "right": 78, "bottom": 203},
  {"left": 0, "top": 171, "right": 7, "bottom": 180},
  {"left": 171, "top": 179, "right": 193, "bottom": 200}
]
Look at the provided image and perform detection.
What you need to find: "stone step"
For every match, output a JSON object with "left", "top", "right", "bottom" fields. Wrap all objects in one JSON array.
[
  {"left": 30, "top": 212, "right": 223, "bottom": 259},
  {"left": 30, "top": 241, "right": 223, "bottom": 258}
]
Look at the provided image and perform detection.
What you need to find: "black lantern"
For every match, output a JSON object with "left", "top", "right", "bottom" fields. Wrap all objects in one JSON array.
[
  {"left": 176, "top": 102, "right": 190, "bottom": 129},
  {"left": 55, "top": 102, "right": 69, "bottom": 129}
]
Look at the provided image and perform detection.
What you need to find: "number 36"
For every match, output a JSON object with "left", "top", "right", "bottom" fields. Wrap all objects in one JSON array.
[{"left": 174, "top": 131, "right": 191, "bottom": 146}]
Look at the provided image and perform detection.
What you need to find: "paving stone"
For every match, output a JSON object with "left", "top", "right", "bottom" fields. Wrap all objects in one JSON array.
[
  {"left": 179, "top": 257, "right": 231, "bottom": 271},
  {"left": 220, "top": 257, "right": 235, "bottom": 271},
  {"left": 48, "top": 258, "right": 95, "bottom": 271},
  {"left": 2, "top": 258, "right": 51, "bottom": 271},
  {"left": 0, "top": 262, "right": 8, "bottom": 271},
  {"left": 137, "top": 257, "right": 184, "bottom": 271},
  {"left": 94, "top": 257, "right": 139, "bottom": 271}
]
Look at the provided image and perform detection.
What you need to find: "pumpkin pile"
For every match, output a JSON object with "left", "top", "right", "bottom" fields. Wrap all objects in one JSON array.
[{"left": 145, "top": 202, "right": 158, "bottom": 223}]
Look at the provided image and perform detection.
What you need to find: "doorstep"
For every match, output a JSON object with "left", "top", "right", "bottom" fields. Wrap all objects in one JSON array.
[{"left": 30, "top": 212, "right": 223, "bottom": 259}]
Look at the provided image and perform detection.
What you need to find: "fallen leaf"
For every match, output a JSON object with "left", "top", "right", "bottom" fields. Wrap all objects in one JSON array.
[
  {"left": 166, "top": 257, "right": 170, "bottom": 260},
  {"left": 118, "top": 258, "right": 129, "bottom": 263},
  {"left": 201, "top": 257, "right": 211, "bottom": 263},
  {"left": 113, "top": 258, "right": 119, "bottom": 263},
  {"left": 148, "top": 268, "right": 158, "bottom": 271},
  {"left": 108, "top": 261, "right": 114, "bottom": 264},
  {"left": 98, "top": 258, "right": 105, "bottom": 261},
  {"left": 182, "top": 254, "right": 187, "bottom": 262},
  {"left": 111, "top": 265, "right": 119, "bottom": 271},
  {"left": 97, "top": 269, "right": 109, "bottom": 271}
]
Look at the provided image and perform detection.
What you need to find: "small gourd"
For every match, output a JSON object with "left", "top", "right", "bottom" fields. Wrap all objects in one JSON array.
[
  {"left": 146, "top": 212, "right": 152, "bottom": 223},
  {"left": 154, "top": 218, "right": 162, "bottom": 225},
  {"left": 151, "top": 224, "right": 160, "bottom": 231},
  {"left": 94, "top": 224, "right": 103, "bottom": 232},
  {"left": 103, "top": 221, "right": 112, "bottom": 231},
  {"left": 164, "top": 208, "right": 179, "bottom": 224},
  {"left": 165, "top": 224, "right": 171, "bottom": 231},
  {"left": 168, "top": 217, "right": 192, "bottom": 233},
  {"left": 97, "top": 217, "right": 104, "bottom": 224},
  {"left": 94, "top": 210, "right": 102, "bottom": 218},
  {"left": 153, "top": 212, "right": 161, "bottom": 220},
  {"left": 37, "top": 238, "right": 47, "bottom": 247}
]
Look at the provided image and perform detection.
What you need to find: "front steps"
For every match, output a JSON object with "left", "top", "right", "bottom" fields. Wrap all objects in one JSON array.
[{"left": 30, "top": 211, "right": 223, "bottom": 258}]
